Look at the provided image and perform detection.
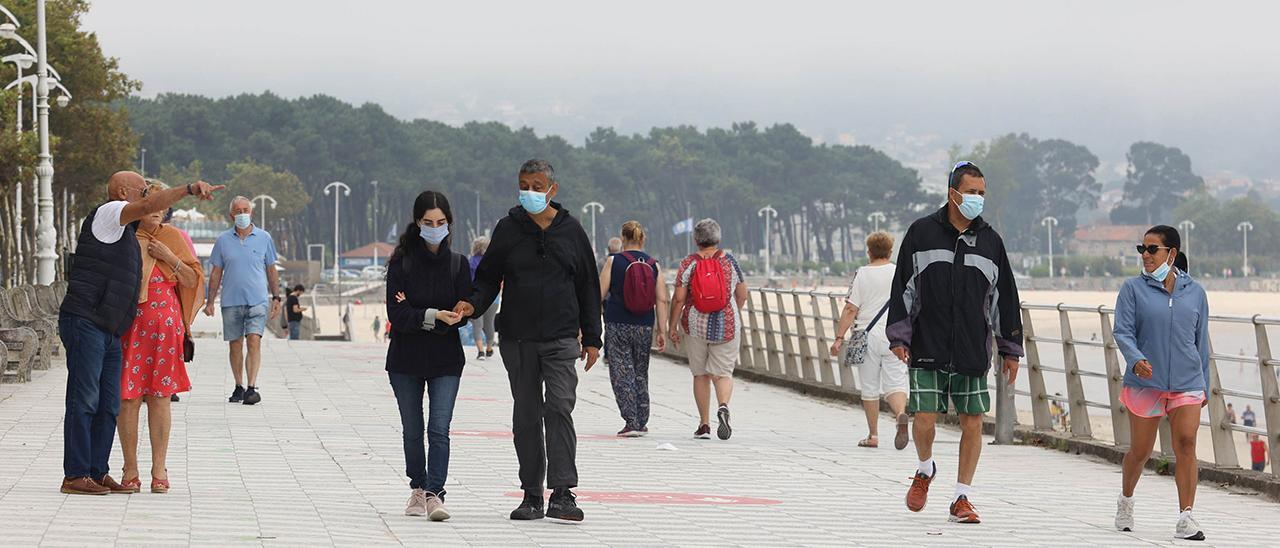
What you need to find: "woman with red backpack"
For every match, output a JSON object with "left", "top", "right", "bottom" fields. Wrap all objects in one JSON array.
[
  {"left": 668, "top": 218, "right": 749, "bottom": 440},
  {"left": 599, "top": 221, "right": 670, "bottom": 437}
]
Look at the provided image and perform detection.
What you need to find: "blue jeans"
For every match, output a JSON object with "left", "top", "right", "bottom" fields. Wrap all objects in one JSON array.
[
  {"left": 59, "top": 313, "right": 123, "bottom": 479},
  {"left": 288, "top": 321, "right": 301, "bottom": 340},
  {"left": 389, "top": 372, "right": 460, "bottom": 496}
]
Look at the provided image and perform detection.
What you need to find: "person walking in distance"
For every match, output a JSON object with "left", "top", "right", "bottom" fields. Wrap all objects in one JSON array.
[
  {"left": 668, "top": 219, "right": 748, "bottom": 441},
  {"left": 384, "top": 191, "right": 469, "bottom": 521},
  {"left": 1112, "top": 225, "right": 1211, "bottom": 541},
  {"left": 57, "top": 171, "right": 221, "bottom": 495},
  {"left": 453, "top": 159, "right": 602, "bottom": 522},
  {"left": 285, "top": 285, "right": 307, "bottom": 340},
  {"left": 888, "top": 161, "right": 1023, "bottom": 524},
  {"left": 599, "top": 221, "right": 670, "bottom": 437},
  {"left": 830, "top": 231, "right": 909, "bottom": 450},
  {"left": 468, "top": 236, "right": 498, "bottom": 361},
  {"left": 204, "top": 196, "right": 283, "bottom": 405}
]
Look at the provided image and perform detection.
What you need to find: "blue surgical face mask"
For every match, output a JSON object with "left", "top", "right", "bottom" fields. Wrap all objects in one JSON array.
[
  {"left": 234, "top": 213, "right": 252, "bottom": 229},
  {"left": 1145, "top": 256, "right": 1173, "bottom": 282},
  {"left": 419, "top": 223, "right": 449, "bottom": 246},
  {"left": 519, "top": 189, "right": 549, "bottom": 215},
  {"left": 952, "top": 190, "right": 984, "bottom": 220}
]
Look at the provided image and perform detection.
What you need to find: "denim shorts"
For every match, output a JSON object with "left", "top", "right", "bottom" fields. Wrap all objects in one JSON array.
[{"left": 222, "top": 303, "right": 268, "bottom": 341}]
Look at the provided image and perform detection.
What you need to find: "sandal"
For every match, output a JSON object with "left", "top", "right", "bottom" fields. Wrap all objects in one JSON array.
[
  {"left": 858, "top": 436, "right": 879, "bottom": 448},
  {"left": 150, "top": 478, "right": 170, "bottom": 494},
  {"left": 121, "top": 477, "right": 142, "bottom": 493}
]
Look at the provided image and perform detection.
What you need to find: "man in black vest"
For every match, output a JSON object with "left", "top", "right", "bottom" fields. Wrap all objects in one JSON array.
[{"left": 58, "top": 171, "right": 222, "bottom": 495}]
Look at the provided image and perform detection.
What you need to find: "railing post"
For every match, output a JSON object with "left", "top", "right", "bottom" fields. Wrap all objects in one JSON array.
[
  {"left": 809, "top": 292, "right": 837, "bottom": 386},
  {"left": 774, "top": 291, "right": 800, "bottom": 379},
  {"left": 1021, "top": 306, "right": 1055, "bottom": 430},
  {"left": 1255, "top": 316, "right": 1280, "bottom": 475},
  {"left": 1058, "top": 305, "right": 1093, "bottom": 438},
  {"left": 738, "top": 292, "right": 756, "bottom": 371},
  {"left": 831, "top": 294, "right": 857, "bottom": 392},
  {"left": 760, "top": 290, "right": 783, "bottom": 377},
  {"left": 792, "top": 292, "right": 818, "bottom": 382},
  {"left": 1099, "top": 308, "right": 1131, "bottom": 447},
  {"left": 993, "top": 341, "right": 1015, "bottom": 444},
  {"left": 1204, "top": 333, "right": 1240, "bottom": 468},
  {"left": 747, "top": 289, "right": 767, "bottom": 372}
]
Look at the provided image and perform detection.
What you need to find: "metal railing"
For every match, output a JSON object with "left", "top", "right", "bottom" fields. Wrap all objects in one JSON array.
[{"left": 700, "top": 287, "right": 1279, "bottom": 476}]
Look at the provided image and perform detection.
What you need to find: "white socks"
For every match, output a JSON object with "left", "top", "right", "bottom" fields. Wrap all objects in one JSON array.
[
  {"left": 1180, "top": 507, "right": 1193, "bottom": 519},
  {"left": 917, "top": 459, "right": 935, "bottom": 477},
  {"left": 954, "top": 482, "right": 972, "bottom": 502}
]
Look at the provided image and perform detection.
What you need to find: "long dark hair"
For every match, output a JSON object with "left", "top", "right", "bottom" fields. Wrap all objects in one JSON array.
[
  {"left": 1146, "top": 225, "right": 1190, "bottom": 272},
  {"left": 389, "top": 190, "right": 454, "bottom": 266}
]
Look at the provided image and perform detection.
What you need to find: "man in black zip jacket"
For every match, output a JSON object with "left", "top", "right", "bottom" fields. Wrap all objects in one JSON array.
[
  {"left": 454, "top": 159, "right": 601, "bottom": 522},
  {"left": 888, "top": 161, "right": 1023, "bottom": 524}
]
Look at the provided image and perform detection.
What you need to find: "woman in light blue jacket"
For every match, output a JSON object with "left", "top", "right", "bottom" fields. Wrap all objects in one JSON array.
[{"left": 1111, "top": 225, "right": 1210, "bottom": 541}]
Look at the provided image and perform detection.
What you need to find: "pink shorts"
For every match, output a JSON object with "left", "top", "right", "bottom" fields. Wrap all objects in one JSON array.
[{"left": 1120, "top": 386, "right": 1205, "bottom": 418}]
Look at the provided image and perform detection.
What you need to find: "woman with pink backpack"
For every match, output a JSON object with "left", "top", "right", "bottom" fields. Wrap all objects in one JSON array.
[{"left": 599, "top": 221, "right": 670, "bottom": 437}]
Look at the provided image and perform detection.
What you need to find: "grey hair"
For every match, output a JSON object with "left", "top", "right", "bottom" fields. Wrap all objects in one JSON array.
[
  {"left": 607, "top": 237, "right": 623, "bottom": 253},
  {"left": 229, "top": 195, "right": 254, "bottom": 213},
  {"left": 471, "top": 236, "right": 490, "bottom": 256},
  {"left": 518, "top": 159, "right": 556, "bottom": 183},
  {"left": 693, "top": 218, "right": 722, "bottom": 248}
]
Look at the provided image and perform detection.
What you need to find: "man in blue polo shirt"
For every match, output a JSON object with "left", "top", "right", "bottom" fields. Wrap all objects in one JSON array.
[{"left": 204, "top": 196, "right": 282, "bottom": 405}]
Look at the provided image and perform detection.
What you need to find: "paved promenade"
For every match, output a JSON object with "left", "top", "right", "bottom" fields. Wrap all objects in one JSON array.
[{"left": 1, "top": 336, "right": 1278, "bottom": 547}]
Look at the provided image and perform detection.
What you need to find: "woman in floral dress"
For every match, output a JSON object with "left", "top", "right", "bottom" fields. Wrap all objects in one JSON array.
[{"left": 117, "top": 181, "right": 205, "bottom": 493}]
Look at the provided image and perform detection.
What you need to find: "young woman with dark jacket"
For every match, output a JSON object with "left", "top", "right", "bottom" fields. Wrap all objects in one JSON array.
[{"left": 384, "top": 190, "right": 469, "bottom": 521}]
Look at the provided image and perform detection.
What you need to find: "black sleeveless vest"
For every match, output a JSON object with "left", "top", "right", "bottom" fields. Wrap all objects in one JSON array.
[{"left": 59, "top": 203, "right": 143, "bottom": 336}]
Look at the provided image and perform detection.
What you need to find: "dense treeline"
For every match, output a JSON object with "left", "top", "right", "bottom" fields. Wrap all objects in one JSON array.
[{"left": 125, "top": 92, "right": 934, "bottom": 266}]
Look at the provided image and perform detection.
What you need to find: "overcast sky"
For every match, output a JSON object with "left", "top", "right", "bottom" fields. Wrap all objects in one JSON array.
[{"left": 83, "top": 0, "right": 1280, "bottom": 182}]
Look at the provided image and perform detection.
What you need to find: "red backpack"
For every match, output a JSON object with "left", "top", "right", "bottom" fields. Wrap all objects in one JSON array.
[
  {"left": 619, "top": 251, "right": 658, "bottom": 315},
  {"left": 689, "top": 251, "right": 730, "bottom": 313}
]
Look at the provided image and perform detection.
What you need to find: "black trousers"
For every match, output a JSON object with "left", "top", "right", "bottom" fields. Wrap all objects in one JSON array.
[{"left": 500, "top": 338, "right": 580, "bottom": 492}]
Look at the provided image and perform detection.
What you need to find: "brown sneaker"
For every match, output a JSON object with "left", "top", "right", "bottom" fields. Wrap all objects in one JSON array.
[
  {"left": 905, "top": 463, "right": 935, "bottom": 512},
  {"left": 61, "top": 477, "right": 110, "bottom": 496},
  {"left": 98, "top": 475, "right": 139, "bottom": 494},
  {"left": 949, "top": 495, "right": 981, "bottom": 523}
]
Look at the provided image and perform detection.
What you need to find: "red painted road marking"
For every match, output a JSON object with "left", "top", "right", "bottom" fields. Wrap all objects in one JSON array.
[
  {"left": 502, "top": 491, "right": 782, "bottom": 505},
  {"left": 452, "top": 430, "right": 617, "bottom": 441}
]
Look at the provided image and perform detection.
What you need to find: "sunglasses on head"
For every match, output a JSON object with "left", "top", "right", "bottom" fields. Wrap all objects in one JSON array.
[{"left": 1136, "top": 244, "right": 1170, "bottom": 255}]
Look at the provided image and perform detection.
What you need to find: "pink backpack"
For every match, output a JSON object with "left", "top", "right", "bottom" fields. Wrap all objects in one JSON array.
[{"left": 619, "top": 252, "right": 658, "bottom": 315}]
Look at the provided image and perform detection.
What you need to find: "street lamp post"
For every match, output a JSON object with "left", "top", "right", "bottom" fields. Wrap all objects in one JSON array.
[
  {"left": 251, "top": 194, "right": 277, "bottom": 228},
  {"left": 867, "top": 211, "right": 886, "bottom": 234},
  {"left": 323, "top": 182, "right": 351, "bottom": 284},
  {"left": 33, "top": 0, "right": 58, "bottom": 284},
  {"left": 1238, "top": 221, "right": 1253, "bottom": 277},
  {"left": 582, "top": 201, "right": 605, "bottom": 257},
  {"left": 140, "top": 148, "right": 146, "bottom": 177},
  {"left": 1041, "top": 216, "right": 1059, "bottom": 278},
  {"left": 758, "top": 205, "right": 778, "bottom": 278},
  {"left": 369, "top": 180, "right": 379, "bottom": 266}
]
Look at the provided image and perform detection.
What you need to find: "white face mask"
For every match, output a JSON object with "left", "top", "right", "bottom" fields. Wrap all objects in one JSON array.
[{"left": 234, "top": 213, "right": 252, "bottom": 229}]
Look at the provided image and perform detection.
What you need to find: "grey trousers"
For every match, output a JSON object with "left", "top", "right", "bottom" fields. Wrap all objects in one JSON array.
[{"left": 500, "top": 338, "right": 580, "bottom": 492}]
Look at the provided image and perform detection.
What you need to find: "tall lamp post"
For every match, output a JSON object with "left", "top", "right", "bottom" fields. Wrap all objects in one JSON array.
[
  {"left": 33, "top": 0, "right": 57, "bottom": 283},
  {"left": 323, "top": 182, "right": 351, "bottom": 284},
  {"left": 582, "top": 201, "right": 605, "bottom": 257},
  {"left": 1041, "top": 216, "right": 1058, "bottom": 278},
  {"left": 1177, "top": 220, "right": 1195, "bottom": 274},
  {"left": 1238, "top": 221, "right": 1253, "bottom": 277},
  {"left": 867, "top": 211, "right": 886, "bottom": 234},
  {"left": 758, "top": 205, "right": 778, "bottom": 278},
  {"left": 251, "top": 194, "right": 277, "bottom": 229}
]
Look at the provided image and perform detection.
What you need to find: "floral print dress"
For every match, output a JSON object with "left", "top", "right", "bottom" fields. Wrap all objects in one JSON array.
[{"left": 121, "top": 266, "right": 191, "bottom": 398}]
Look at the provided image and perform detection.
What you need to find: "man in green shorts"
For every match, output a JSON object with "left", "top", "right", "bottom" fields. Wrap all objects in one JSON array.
[{"left": 885, "top": 162, "right": 1024, "bottom": 524}]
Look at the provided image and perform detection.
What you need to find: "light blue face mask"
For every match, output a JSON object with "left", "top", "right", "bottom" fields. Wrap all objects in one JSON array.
[
  {"left": 234, "top": 213, "right": 252, "bottom": 229},
  {"left": 519, "top": 189, "right": 550, "bottom": 215},
  {"left": 952, "top": 191, "right": 984, "bottom": 220},
  {"left": 419, "top": 223, "right": 449, "bottom": 246},
  {"left": 1145, "top": 256, "right": 1173, "bottom": 282}
]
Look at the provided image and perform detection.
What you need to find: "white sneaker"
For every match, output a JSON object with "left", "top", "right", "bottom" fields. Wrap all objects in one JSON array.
[
  {"left": 1174, "top": 510, "right": 1205, "bottom": 541},
  {"left": 405, "top": 488, "right": 428, "bottom": 517},
  {"left": 1115, "top": 495, "right": 1135, "bottom": 532}
]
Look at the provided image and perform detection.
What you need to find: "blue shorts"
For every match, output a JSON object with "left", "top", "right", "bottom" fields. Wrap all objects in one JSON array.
[{"left": 222, "top": 303, "right": 268, "bottom": 341}]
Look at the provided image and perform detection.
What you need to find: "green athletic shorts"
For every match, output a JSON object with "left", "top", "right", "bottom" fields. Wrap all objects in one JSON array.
[{"left": 908, "top": 368, "right": 990, "bottom": 415}]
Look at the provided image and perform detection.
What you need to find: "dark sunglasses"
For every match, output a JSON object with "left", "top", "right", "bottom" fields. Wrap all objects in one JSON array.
[{"left": 1136, "top": 244, "right": 1170, "bottom": 255}]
